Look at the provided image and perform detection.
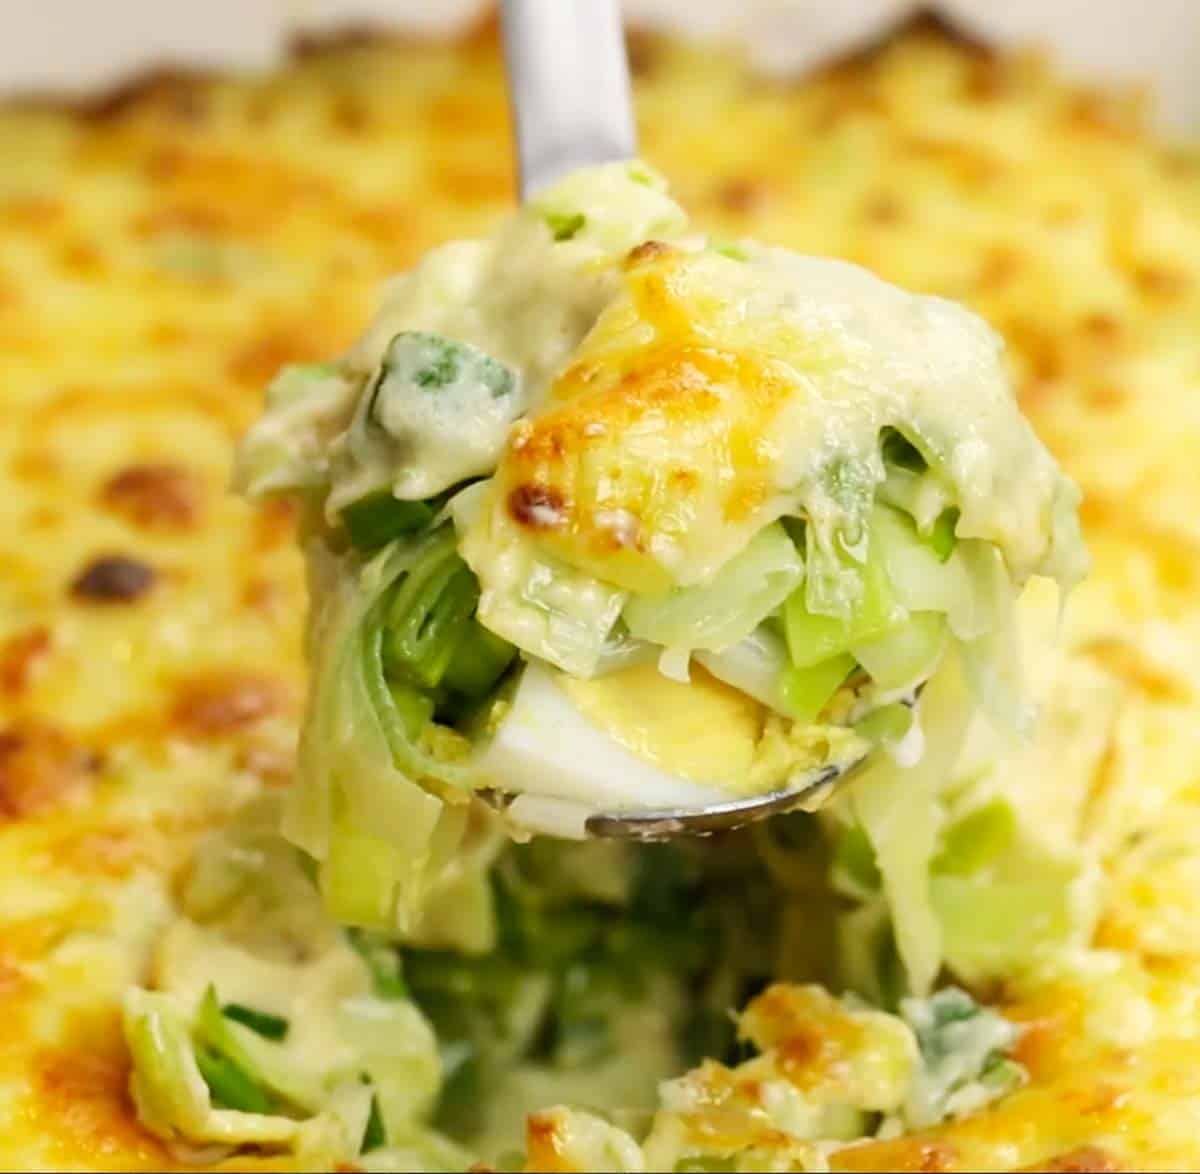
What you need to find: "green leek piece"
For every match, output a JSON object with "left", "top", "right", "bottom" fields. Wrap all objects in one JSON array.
[
  {"left": 195, "top": 1044, "right": 275, "bottom": 1114},
  {"left": 341, "top": 490, "right": 434, "bottom": 551},
  {"left": 361, "top": 1092, "right": 386, "bottom": 1152},
  {"left": 347, "top": 929, "right": 408, "bottom": 999},
  {"left": 933, "top": 798, "right": 1017, "bottom": 876},
  {"left": 387, "top": 680, "right": 436, "bottom": 741},
  {"left": 622, "top": 522, "right": 804, "bottom": 655},
  {"left": 194, "top": 987, "right": 278, "bottom": 1113},
  {"left": 779, "top": 652, "right": 856, "bottom": 723},
  {"left": 221, "top": 1003, "right": 289, "bottom": 1042},
  {"left": 321, "top": 808, "right": 405, "bottom": 929},
  {"left": 852, "top": 611, "right": 947, "bottom": 691},
  {"left": 544, "top": 210, "right": 586, "bottom": 241},
  {"left": 854, "top": 702, "right": 915, "bottom": 747},
  {"left": 833, "top": 823, "right": 882, "bottom": 895},
  {"left": 382, "top": 538, "right": 480, "bottom": 689},
  {"left": 927, "top": 508, "right": 959, "bottom": 562},
  {"left": 785, "top": 520, "right": 903, "bottom": 668},
  {"left": 881, "top": 427, "right": 927, "bottom": 472},
  {"left": 442, "top": 620, "right": 517, "bottom": 699}
]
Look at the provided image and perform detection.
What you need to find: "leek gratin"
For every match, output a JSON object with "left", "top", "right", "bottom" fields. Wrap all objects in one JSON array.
[
  {"left": 236, "top": 156, "right": 1085, "bottom": 984},
  {"left": 2, "top": 19, "right": 1199, "bottom": 1173}
]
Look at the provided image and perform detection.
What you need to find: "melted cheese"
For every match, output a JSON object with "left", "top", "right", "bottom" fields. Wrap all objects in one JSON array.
[
  {"left": 491, "top": 241, "right": 1082, "bottom": 594},
  {"left": 1, "top": 19, "right": 1199, "bottom": 1173}
]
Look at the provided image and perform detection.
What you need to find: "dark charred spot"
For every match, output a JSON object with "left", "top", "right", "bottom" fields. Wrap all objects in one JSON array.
[
  {"left": 70, "top": 67, "right": 211, "bottom": 122},
  {"left": 625, "top": 239, "right": 671, "bottom": 267},
  {"left": 0, "top": 627, "right": 51, "bottom": 696},
  {"left": 99, "top": 463, "right": 204, "bottom": 531},
  {"left": 1133, "top": 263, "right": 1188, "bottom": 301},
  {"left": 0, "top": 722, "right": 102, "bottom": 819},
  {"left": 57, "top": 239, "right": 105, "bottom": 279},
  {"left": 975, "top": 246, "right": 1022, "bottom": 292},
  {"left": 963, "top": 57, "right": 1011, "bottom": 102},
  {"left": 1078, "top": 313, "right": 1122, "bottom": 345},
  {"left": 715, "top": 178, "right": 768, "bottom": 214},
  {"left": 863, "top": 193, "right": 906, "bottom": 225},
  {"left": 508, "top": 484, "right": 567, "bottom": 530},
  {"left": 775, "top": 1025, "right": 824, "bottom": 1073},
  {"left": 624, "top": 28, "right": 663, "bottom": 78},
  {"left": 331, "top": 94, "right": 370, "bottom": 134},
  {"left": 70, "top": 555, "right": 156, "bottom": 604},
  {"left": 171, "top": 672, "right": 286, "bottom": 737}
]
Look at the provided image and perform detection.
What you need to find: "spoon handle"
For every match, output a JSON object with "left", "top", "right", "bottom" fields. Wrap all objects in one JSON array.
[{"left": 500, "top": 0, "right": 637, "bottom": 199}]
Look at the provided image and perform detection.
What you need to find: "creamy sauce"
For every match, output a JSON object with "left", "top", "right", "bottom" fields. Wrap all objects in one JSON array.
[{"left": 475, "top": 240, "right": 1085, "bottom": 601}]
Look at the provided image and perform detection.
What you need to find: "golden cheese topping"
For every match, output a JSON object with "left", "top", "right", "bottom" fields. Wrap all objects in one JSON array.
[
  {"left": 0, "top": 17, "right": 1199, "bottom": 1172},
  {"left": 492, "top": 237, "right": 1082, "bottom": 594}
]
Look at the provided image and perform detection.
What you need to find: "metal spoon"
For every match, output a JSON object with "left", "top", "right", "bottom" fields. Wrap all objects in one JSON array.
[
  {"left": 501, "top": 0, "right": 637, "bottom": 197},
  {"left": 493, "top": 0, "right": 884, "bottom": 839}
]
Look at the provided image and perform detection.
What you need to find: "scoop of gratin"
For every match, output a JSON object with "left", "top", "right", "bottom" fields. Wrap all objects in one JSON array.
[{"left": 236, "top": 160, "right": 1086, "bottom": 944}]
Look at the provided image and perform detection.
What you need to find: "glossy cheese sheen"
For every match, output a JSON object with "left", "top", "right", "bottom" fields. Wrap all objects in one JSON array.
[
  {"left": 491, "top": 241, "right": 1078, "bottom": 594},
  {"left": 0, "top": 19, "right": 1199, "bottom": 1172}
]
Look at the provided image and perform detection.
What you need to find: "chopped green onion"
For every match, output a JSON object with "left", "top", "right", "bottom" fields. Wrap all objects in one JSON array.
[
  {"left": 340, "top": 490, "right": 434, "bottom": 551},
  {"left": 544, "top": 210, "right": 586, "bottom": 241},
  {"left": 382, "top": 536, "right": 480, "bottom": 689},
  {"left": 779, "top": 652, "right": 856, "bottom": 722},
  {"left": 347, "top": 929, "right": 408, "bottom": 999},
  {"left": 361, "top": 1091, "right": 386, "bottom": 1152},
  {"left": 927, "top": 507, "right": 959, "bottom": 562},
  {"left": 442, "top": 620, "right": 517, "bottom": 699},
  {"left": 221, "top": 1003, "right": 289, "bottom": 1042},
  {"left": 195, "top": 1044, "right": 276, "bottom": 1114}
]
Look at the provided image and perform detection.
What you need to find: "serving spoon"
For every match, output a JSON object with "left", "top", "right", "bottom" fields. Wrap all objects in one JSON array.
[{"left": 490, "top": 0, "right": 882, "bottom": 839}]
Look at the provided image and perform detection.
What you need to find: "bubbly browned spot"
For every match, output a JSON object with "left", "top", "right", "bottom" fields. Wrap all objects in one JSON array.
[
  {"left": 227, "top": 328, "right": 326, "bottom": 387},
  {"left": 69, "top": 555, "right": 157, "bottom": 604},
  {"left": 0, "top": 626, "right": 51, "bottom": 696},
  {"left": 507, "top": 483, "right": 568, "bottom": 530},
  {"left": 169, "top": 672, "right": 288, "bottom": 737},
  {"left": 0, "top": 722, "right": 101, "bottom": 820},
  {"left": 250, "top": 497, "right": 299, "bottom": 552},
  {"left": 625, "top": 238, "right": 672, "bottom": 267},
  {"left": 1079, "top": 636, "right": 1190, "bottom": 700},
  {"left": 99, "top": 463, "right": 204, "bottom": 531},
  {"left": 524, "top": 1110, "right": 572, "bottom": 1173},
  {"left": 834, "top": 1140, "right": 960, "bottom": 1172},
  {"left": 714, "top": 177, "right": 769, "bottom": 213},
  {"left": 26, "top": 1012, "right": 176, "bottom": 1170},
  {"left": 1019, "top": 1146, "right": 1122, "bottom": 1172}
]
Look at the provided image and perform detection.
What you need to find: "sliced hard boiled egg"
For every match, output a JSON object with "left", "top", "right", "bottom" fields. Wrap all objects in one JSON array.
[{"left": 474, "top": 662, "right": 765, "bottom": 835}]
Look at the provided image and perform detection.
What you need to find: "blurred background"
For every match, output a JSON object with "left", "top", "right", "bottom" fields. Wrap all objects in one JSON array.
[{"left": 5, "top": 0, "right": 1200, "bottom": 131}]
